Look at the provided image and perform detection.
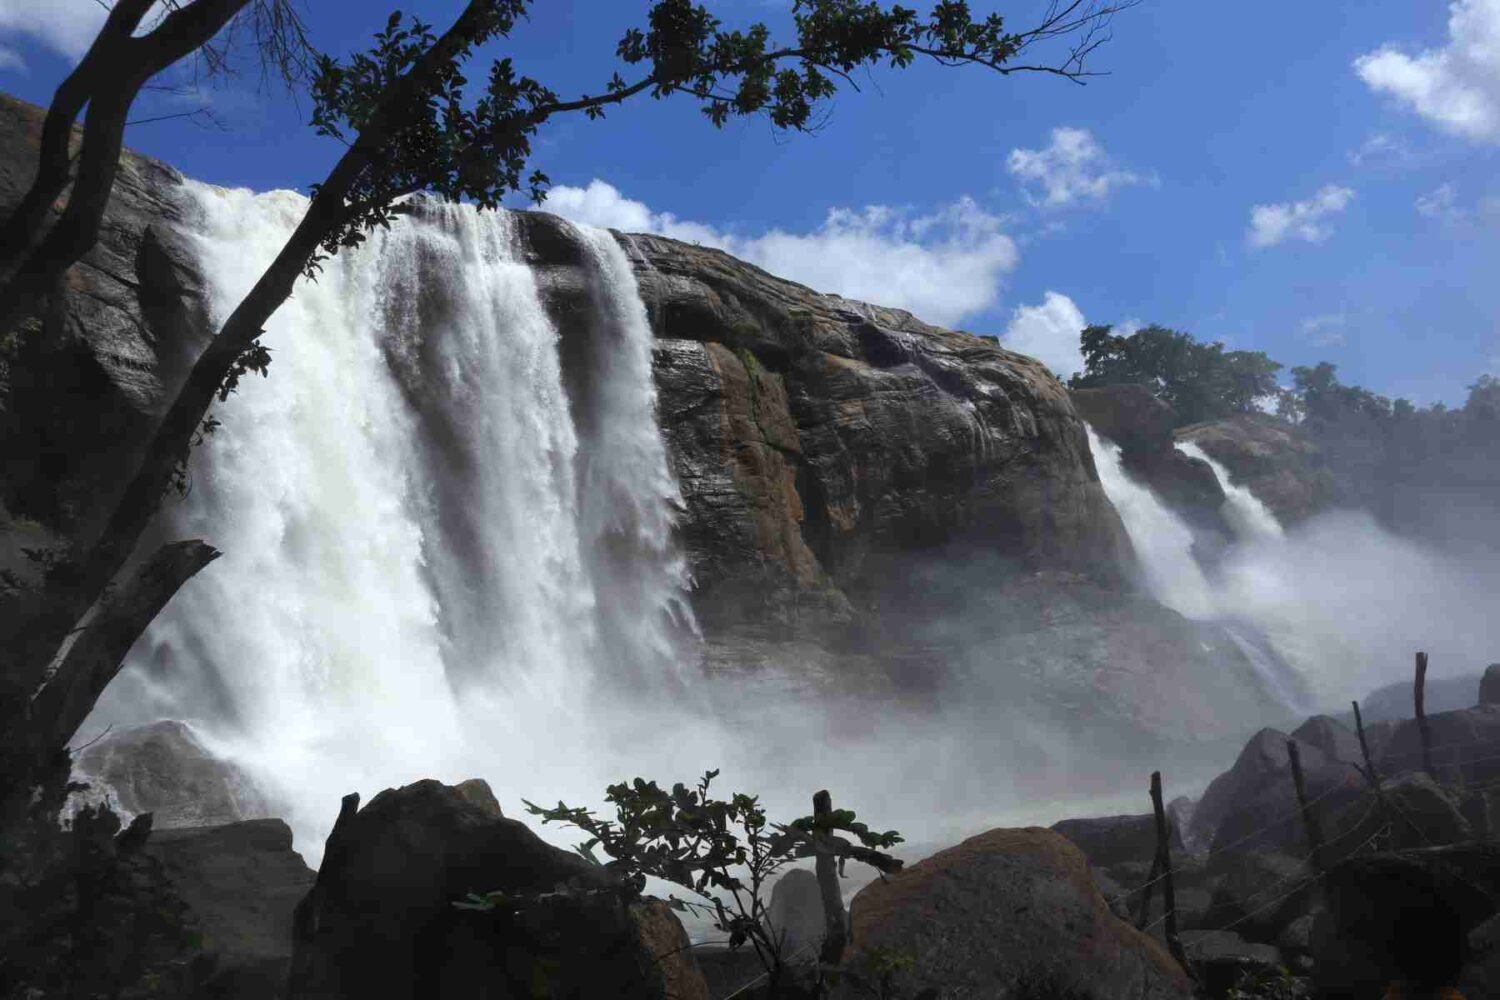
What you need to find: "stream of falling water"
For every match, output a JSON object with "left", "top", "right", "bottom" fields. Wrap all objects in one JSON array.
[{"left": 82, "top": 186, "right": 698, "bottom": 862}]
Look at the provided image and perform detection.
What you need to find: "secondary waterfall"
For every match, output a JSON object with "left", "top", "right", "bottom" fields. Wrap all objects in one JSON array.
[
  {"left": 1175, "top": 440, "right": 1284, "bottom": 543},
  {"left": 1084, "top": 426, "right": 1217, "bottom": 620},
  {"left": 83, "top": 183, "right": 695, "bottom": 860}
]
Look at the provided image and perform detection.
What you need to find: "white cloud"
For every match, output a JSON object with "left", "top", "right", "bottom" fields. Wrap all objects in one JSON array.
[
  {"left": 1005, "top": 127, "right": 1144, "bottom": 209},
  {"left": 1300, "top": 314, "right": 1347, "bottom": 348},
  {"left": 1354, "top": 0, "right": 1500, "bottom": 142},
  {"left": 1246, "top": 185, "right": 1355, "bottom": 249},
  {"left": 0, "top": 1, "right": 171, "bottom": 70},
  {"left": 1415, "top": 182, "right": 1468, "bottom": 223},
  {"left": 545, "top": 180, "right": 1019, "bottom": 327},
  {"left": 998, "top": 291, "right": 1087, "bottom": 379},
  {"left": 1348, "top": 132, "right": 1411, "bottom": 167}
]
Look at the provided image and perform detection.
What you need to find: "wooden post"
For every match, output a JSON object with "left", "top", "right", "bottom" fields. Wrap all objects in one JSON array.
[
  {"left": 1287, "top": 740, "right": 1326, "bottom": 871},
  {"left": 1149, "top": 771, "right": 1191, "bottom": 976},
  {"left": 812, "top": 790, "right": 847, "bottom": 965},
  {"left": 1134, "top": 852, "right": 1160, "bottom": 930},
  {"left": 1352, "top": 700, "right": 1381, "bottom": 789},
  {"left": 1415, "top": 651, "right": 1436, "bottom": 780}
]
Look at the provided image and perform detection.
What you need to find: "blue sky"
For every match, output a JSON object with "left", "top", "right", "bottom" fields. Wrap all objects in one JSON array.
[{"left": 3, "top": 1, "right": 1499, "bottom": 405}]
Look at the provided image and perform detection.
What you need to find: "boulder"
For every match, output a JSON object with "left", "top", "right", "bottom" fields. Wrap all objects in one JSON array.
[
  {"left": 834, "top": 827, "right": 1194, "bottom": 999},
  {"left": 287, "top": 779, "right": 706, "bottom": 1000},
  {"left": 1207, "top": 759, "right": 1365, "bottom": 857},
  {"left": 1192, "top": 728, "right": 1332, "bottom": 847},
  {"left": 1375, "top": 706, "right": 1500, "bottom": 786},
  {"left": 1312, "top": 844, "right": 1500, "bottom": 998},
  {"left": 70, "top": 720, "right": 272, "bottom": 829},
  {"left": 1330, "top": 772, "right": 1473, "bottom": 855},
  {"left": 1356, "top": 673, "right": 1486, "bottom": 724},
  {"left": 1459, "top": 913, "right": 1500, "bottom": 998},
  {"left": 1203, "top": 852, "right": 1316, "bottom": 945},
  {"left": 1290, "top": 715, "right": 1363, "bottom": 767},
  {"left": 1179, "top": 930, "right": 1282, "bottom": 999},
  {"left": 145, "top": 819, "right": 316, "bottom": 998},
  {"left": 1481, "top": 664, "right": 1500, "bottom": 707},
  {"left": 763, "top": 868, "right": 825, "bottom": 959},
  {"left": 1051, "top": 813, "right": 1182, "bottom": 870}
]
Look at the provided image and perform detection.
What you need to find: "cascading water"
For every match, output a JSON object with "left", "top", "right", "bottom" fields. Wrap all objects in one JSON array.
[
  {"left": 1174, "top": 440, "right": 1284, "bottom": 543},
  {"left": 1084, "top": 425, "right": 1313, "bottom": 712},
  {"left": 81, "top": 183, "right": 697, "bottom": 860},
  {"left": 1084, "top": 426, "right": 1217, "bottom": 620}
]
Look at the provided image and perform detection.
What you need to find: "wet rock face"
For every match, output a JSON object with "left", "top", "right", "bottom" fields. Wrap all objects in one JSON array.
[
  {"left": 1175, "top": 413, "right": 1336, "bottom": 527},
  {"left": 519, "top": 212, "right": 1133, "bottom": 651},
  {"left": 71, "top": 720, "right": 273, "bottom": 829},
  {"left": 0, "top": 93, "right": 211, "bottom": 541}
]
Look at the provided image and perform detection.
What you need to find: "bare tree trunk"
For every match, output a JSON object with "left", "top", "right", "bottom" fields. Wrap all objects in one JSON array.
[
  {"left": 1415, "top": 651, "right": 1436, "bottom": 780},
  {"left": 1149, "top": 771, "right": 1191, "bottom": 977},
  {"left": 0, "top": 0, "right": 252, "bottom": 338}
]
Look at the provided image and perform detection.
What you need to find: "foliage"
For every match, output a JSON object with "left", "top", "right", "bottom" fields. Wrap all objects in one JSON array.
[
  {"left": 1069, "top": 323, "right": 1283, "bottom": 426},
  {"left": 302, "top": 0, "right": 1134, "bottom": 276},
  {"left": 1225, "top": 965, "right": 1312, "bottom": 1000},
  {"left": 516, "top": 770, "right": 901, "bottom": 981}
]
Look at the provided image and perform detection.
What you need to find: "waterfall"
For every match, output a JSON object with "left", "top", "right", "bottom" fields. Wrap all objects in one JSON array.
[
  {"left": 1175, "top": 440, "right": 1284, "bottom": 543},
  {"left": 1084, "top": 426, "right": 1217, "bottom": 620},
  {"left": 83, "top": 183, "right": 695, "bottom": 860}
]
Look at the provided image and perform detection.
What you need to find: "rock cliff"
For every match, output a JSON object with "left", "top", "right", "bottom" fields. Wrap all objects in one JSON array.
[
  {"left": 1, "top": 91, "right": 1283, "bottom": 752},
  {"left": 1175, "top": 413, "right": 1336, "bottom": 527}
]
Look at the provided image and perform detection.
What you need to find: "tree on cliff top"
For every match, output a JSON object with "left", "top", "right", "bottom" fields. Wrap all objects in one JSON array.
[
  {"left": 0, "top": 0, "right": 1137, "bottom": 832},
  {"left": 1069, "top": 322, "right": 1283, "bottom": 426}
]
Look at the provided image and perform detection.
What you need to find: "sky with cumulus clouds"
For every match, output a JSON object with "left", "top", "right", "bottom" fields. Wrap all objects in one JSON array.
[{"left": 2, "top": 0, "right": 1498, "bottom": 403}]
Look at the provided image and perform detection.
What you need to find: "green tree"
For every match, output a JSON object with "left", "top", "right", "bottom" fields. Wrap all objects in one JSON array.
[
  {"left": 511, "top": 771, "right": 902, "bottom": 997},
  {"left": 1069, "top": 323, "right": 1282, "bottom": 426},
  {"left": 1, "top": 0, "right": 1138, "bottom": 880}
]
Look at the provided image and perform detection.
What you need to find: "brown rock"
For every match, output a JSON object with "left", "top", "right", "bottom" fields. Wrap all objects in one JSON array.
[{"left": 836, "top": 827, "right": 1193, "bottom": 999}]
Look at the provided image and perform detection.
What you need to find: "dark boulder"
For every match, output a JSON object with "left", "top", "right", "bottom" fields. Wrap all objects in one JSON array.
[
  {"left": 1330, "top": 772, "right": 1473, "bottom": 855},
  {"left": 1481, "top": 664, "right": 1500, "bottom": 707},
  {"left": 70, "top": 720, "right": 273, "bottom": 829},
  {"left": 1179, "top": 930, "right": 1282, "bottom": 999},
  {"left": 1312, "top": 844, "right": 1500, "bottom": 998},
  {"left": 1459, "top": 913, "right": 1500, "bottom": 999},
  {"left": 1375, "top": 705, "right": 1500, "bottom": 786},
  {"left": 1202, "top": 852, "right": 1316, "bottom": 946},
  {"left": 1208, "top": 759, "right": 1365, "bottom": 858},
  {"left": 1051, "top": 813, "right": 1182, "bottom": 870},
  {"left": 145, "top": 818, "right": 316, "bottom": 998},
  {"left": 834, "top": 827, "right": 1194, "bottom": 999},
  {"left": 1192, "top": 728, "right": 1336, "bottom": 847},
  {"left": 1290, "top": 715, "right": 1363, "bottom": 767},
  {"left": 287, "top": 778, "right": 706, "bottom": 1000}
]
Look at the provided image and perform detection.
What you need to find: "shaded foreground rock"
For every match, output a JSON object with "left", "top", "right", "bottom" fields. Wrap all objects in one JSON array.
[
  {"left": 835, "top": 827, "right": 1193, "bottom": 999},
  {"left": 1312, "top": 844, "right": 1500, "bottom": 998},
  {"left": 287, "top": 778, "right": 706, "bottom": 1000},
  {"left": 145, "top": 819, "right": 316, "bottom": 998}
]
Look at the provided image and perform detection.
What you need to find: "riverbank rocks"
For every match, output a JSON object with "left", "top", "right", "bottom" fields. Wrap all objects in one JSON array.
[
  {"left": 286, "top": 778, "right": 706, "bottom": 1000},
  {"left": 834, "top": 827, "right": 1193, "bottom": 1000}
]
